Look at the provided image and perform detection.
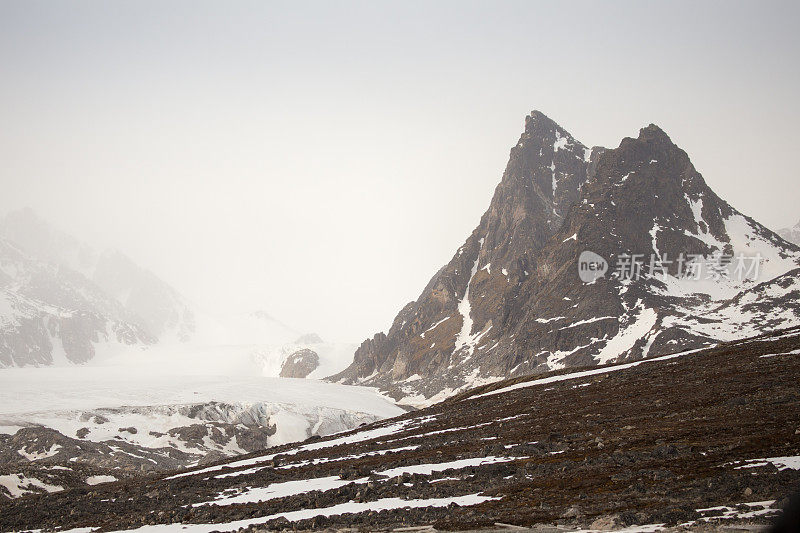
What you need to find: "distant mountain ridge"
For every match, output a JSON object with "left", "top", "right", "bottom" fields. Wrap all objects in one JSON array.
[
  {"left": 778, "top": 219, "right": 800, "bottom": 246},
  {"left": 1, "top": 208, "right": 195, "bottom": 346},
  {"left": 0, "top": 210, "right": 293, "bottom": 367},
  {"left": 331, "top": 112, "right": 800, "bottom": 406},
  {"left": 0, "top": 234, "right": 154, "bottom": 366},
  {"left": 0, "top": 209, "right": 352, "bottom": 370}
]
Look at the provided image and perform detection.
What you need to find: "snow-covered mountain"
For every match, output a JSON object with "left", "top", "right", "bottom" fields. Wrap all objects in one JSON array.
[
  {"left": 0, "top": 235, "right": 155, "bottom": 367},
  {"left": 778, "top": 219, "right": 800, "bottom": 246},
  {"left": 0, "top": 210, "right": 336, "bottom": 369},
  {"left": 1, "top": 208, "right": 195, "bottom": 347},
  {"left": 331, "top": 112, "right": 800, "bottom": 406}
]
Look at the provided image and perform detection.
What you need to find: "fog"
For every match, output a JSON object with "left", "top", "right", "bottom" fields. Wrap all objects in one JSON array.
[{"left": 2, "top": 0, "right": 799, "bottom": 342}]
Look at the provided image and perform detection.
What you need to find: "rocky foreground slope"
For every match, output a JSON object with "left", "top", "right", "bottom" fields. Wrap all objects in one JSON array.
[
  {"left": 3, "top": 327, "right": 799, "bottom": 532},
  {"left": 331, "top": 113, "right": 800, "bottom": 407}
]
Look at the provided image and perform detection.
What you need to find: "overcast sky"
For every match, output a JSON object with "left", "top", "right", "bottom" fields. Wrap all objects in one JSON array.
[{"left": 1, "top": 0, "right": 799, "bottom": 342}]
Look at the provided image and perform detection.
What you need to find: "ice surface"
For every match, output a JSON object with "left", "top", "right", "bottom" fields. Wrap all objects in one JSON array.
[
  {"left": 0, "top": 356, "right": 404, "bottom": 457},
  {"left": 0, "top": 367, "right": 402, "bottom": 421}
]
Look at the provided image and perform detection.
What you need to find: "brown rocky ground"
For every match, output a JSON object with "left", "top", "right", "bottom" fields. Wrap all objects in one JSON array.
[{"left": 2, "top": 327, "right": 799, "bottom": 532}]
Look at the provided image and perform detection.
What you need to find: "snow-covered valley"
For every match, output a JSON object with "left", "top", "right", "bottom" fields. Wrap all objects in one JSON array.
[
  {"left": 0, "top": 366, "right": 403, "bottom": 447},
  {"left": 0, "top": 208, "right": 410, "bottom": 501},
  {"left": 0, "top": 343, "right": 403, "bottom": 501}
]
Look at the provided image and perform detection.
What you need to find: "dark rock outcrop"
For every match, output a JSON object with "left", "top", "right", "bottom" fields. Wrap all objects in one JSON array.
[
  {"left": 280, "top": 348, "right": 320, "bottom": 378},
  {"left": 330, "top": 112, "right": 800, "bottom": 405}
]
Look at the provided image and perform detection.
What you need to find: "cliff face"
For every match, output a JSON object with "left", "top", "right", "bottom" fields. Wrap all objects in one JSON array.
[{"left": 331, "top": 112, "right": 800, "bottom": 406}]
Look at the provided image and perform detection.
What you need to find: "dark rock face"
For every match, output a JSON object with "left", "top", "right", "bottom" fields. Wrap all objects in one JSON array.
[
  {"left": 3, "top": 328, "right": 798, "bottom": 531},
  {"left": 330, "top": 112, "right": 596, "bottom": 391},
  {"left": 166, "top": 422, "right": 275, "bottom": 454},
  {"left": 330, "top": 113, "right": 800, "bottom": 405},
  {"left": 280, "top": 348, "right": 320, "bottom": 378}
]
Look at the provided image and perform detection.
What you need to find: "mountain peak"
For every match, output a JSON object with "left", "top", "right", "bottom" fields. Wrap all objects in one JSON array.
[
  {"left": 527, "top": 109, "right": 552, "bottom": 121},
  {"left": 524, "top": 110, "right": 563, "bottom": 134},
  {"left": 639, "top": 122, "right": 670, "bottom": 138},
  {"left": 332, "top": 110, "right": 597, "bottom": 396},
  {"left": 609, "top": 123, "right": 684, "bottom": 171},
  {"left": 332, "top": 112, "right": 800, "bottom": 407}
]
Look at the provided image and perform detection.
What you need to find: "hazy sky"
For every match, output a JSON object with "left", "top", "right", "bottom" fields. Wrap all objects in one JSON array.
[{"left": 1, "top": 1, "right": 799, "bottom": 342}]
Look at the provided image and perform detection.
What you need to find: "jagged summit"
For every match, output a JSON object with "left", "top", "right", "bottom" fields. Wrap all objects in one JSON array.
[
  {"left": 330, "top": 112, "right": 599, "bottom": 393},
  {"left": 331, "top": 113, "right": 800, "bottom": 406},
  {"left": 524, "top": 109, "right": 561, "bottom": 130},
  {"left": 638, "top": 123, "right": 670, "bottom": 140}
]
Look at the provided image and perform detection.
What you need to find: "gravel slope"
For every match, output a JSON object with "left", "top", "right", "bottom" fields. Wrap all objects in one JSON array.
[{"left": 2, "top": 327, "right": 799, "bottom": 532}]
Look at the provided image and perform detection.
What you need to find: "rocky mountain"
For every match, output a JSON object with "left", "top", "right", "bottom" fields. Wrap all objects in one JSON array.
[
  {"left": 0, "top": 208, "right": 195, "bottom": 345},
  {"left": 280, "top": 348, "right": 320, "bottom": 378},
  {"left": 0, "top": 210, "right": 314, "bottom": 367},
  {"left": 4, "top": 327, "right": 798, "bottom": 531},
  {"left": 0, "top": 235, "right": 154, "bottom": 366},
  {"left": 331, "top": 112, "right": 800, "bottom": 406},
  {"left": 778, "top": 219, "right": 800, "bottom": 246}
]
